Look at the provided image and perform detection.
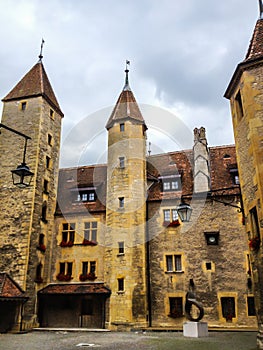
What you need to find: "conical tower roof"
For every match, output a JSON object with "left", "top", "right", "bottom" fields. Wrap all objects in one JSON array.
[
  {"left": 224, "top": 4, "right": 263, "bottom": 99},
  {"left": 106, "top": 68, "right": 147, "bottom": 130},
  {"left": 2, "top": 60, "right": 63, "bottom": 117},
  {"left": 245, "top": 18, "right": 263, "bottom": 62}
]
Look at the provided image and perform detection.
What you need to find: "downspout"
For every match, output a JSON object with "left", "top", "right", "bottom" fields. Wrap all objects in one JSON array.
[{"left": 146, "top": 199, "right": 152, "bottom": 327}]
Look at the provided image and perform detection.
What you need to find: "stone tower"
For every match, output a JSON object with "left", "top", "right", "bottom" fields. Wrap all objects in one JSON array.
[
  {"left": 0, "top": 57, "right": 63, "bottom": 329},
  {"left": 104, "top": 67, "right": 148, "bottom": 330},
  {"left": 224, "top": 2, "right": 263, "bottom": 348}
]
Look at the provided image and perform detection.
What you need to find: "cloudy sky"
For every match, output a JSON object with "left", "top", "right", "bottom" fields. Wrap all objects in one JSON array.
[{"left": 0, "top": 0, "right": 259, "bottom": 167}]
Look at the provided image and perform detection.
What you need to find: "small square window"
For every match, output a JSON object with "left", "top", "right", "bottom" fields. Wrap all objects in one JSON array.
[
  {"left": 163, "top": 182, "right": 170, "bottom": 190},
  {"left": 118, "top": 241, "right": 124, "bottom": 254},
  {"left": 163, "top": 209, "right": 170, "bottom": 222},
  {"left": 21, "top": 102, "right": 27, "bottom": 111},
  {"left": 50, "top": 109, "right": 54, "bottom": 118},
  {"left": 119, "top": 197, "right": 124, "bottom": 208},
  {"left": 43, "top": 179, "right": 49, "bottom": 194},
  {"left": 48, "top": 134, "right": 52, "bottom": 146},
  {"left": 89, "top": 192, "right": 95, "bottom": 201},
  {"left": 120, "top": 123, "right": 125, "bottom": 132},
  {"left": 206, "top": 262, "right": 212, "bottom": 270},
  {"left": 46, "top": 156, "right": 51, "bottom": 169},
  {"left": 119, "top": 157, "right": 125, "bottom": 168},
  {"left": 118, "top": 278, "right": 124, "bottom": 291},
  {"left": 205, "top": 232, "right": 219, "bottom": 245}
]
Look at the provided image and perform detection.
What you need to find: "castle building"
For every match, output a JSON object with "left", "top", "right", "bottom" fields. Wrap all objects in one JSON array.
[
  {"left": 225, "top": 1, "right": 263, "bottom": 347},
  {"left": 0, "top": 20, "right": 259, "bottom": 331}
]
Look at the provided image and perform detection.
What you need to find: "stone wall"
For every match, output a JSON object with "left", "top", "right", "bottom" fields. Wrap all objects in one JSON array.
[{"left": 148, "top": 197, "right": 257, "bottom": 328}]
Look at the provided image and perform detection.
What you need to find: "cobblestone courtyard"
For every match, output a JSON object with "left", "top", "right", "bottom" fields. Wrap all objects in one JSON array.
[{"left": 0, "top": 331, "right": 258, "bottom": 350}]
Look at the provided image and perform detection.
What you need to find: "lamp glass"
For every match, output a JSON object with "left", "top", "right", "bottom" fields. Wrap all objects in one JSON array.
[
  {"left": 11, "top": 164, "right": 34, "bottom": 188},
  {"left": 177, "top": 202, "right": 192, "bottom": 222}
]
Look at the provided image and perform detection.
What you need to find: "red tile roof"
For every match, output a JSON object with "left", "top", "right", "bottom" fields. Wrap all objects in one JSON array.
[
  {"left": 55, "top": 144, "right": 239, "bottom": 216},
  {"left": 38, "top": 283, "right": 111, "bottom": 295},
  {"left": 105, "top": 88, "right": 146, "bottom": 130},
  {"left": 245, "top": 19, "right": 263, "bottom": 62},
  {"left": 56, "top": 164, "right": 107, "bottom": 215},
  {"left": 2, "top": 61, "right": 63, "bottom": 117},
  {"left": 0, "top": 273, "right": 27, "bottom": 299}
]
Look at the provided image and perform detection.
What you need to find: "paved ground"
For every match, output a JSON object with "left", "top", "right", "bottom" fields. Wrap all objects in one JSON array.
[{"left": 0, "top": 330, "right": 258, "bottom": 350}]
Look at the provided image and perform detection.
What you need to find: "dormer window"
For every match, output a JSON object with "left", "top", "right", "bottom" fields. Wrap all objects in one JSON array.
[
  {"left": 160, "top": 175, "right": 181, "bottom": 192},
  {"left": 77, "top": 191, "right": 96, "bottom": 202}
]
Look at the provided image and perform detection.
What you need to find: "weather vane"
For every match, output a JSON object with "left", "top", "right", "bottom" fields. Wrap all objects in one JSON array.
[
  {"left": 126, "top": 60, "right": 130, "bottom": 71},
  {"left": 39, "top": 38, "right": 45, "bottom": 61}
]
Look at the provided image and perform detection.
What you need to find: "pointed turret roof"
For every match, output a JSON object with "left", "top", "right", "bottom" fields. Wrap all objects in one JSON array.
[
  {"left": 2, "top": 61, "right": 64, "bottom": 117},
  {"left": 106, "top": 68, "right": 147, "bottom": 130},
  {"left": 245, "top": 18, "right": 263, "bottom": 62},
  {"left": 224, "top": 7, "right": 263, "bottom": 99}
]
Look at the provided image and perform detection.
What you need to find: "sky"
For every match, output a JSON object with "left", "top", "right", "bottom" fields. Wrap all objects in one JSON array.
[{"left": 0, "top": 0, "right": 259, "bottom": 168}]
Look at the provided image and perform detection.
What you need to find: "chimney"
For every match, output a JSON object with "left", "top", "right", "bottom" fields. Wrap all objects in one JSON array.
[{"left": 193, "top": 127, "right": 210, "bottom": 193}]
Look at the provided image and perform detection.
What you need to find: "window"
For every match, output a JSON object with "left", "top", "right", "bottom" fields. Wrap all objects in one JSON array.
[
  {"left": 35, "top": 263, "right": 43, "bottom": 283},
  {"left": 50, "top": 109, "right": 54, "bottom": 118},
  {"left": 161, "top": 176, "right": 181, "bottom": 192},
  {"left": 205, "top": 232, "right": 219, "bottom": 245},
  {"left": 39, "top": 233, "right": 45, "bottom": 246},
  {"left": 119, "top": 157, "right": 125, "bottom": 168},
  {"left": 61, "top": 223, "right": 75, "bottom": 244},
  {"left": 82, "top": 262, "right": 88, "bottom": 275},
  {"left": 77, "top": 191, "right": 96, "bottom": 202},
  {"left": 48, "top": 134, "right": 53, "bottom": 146},
  {"left": 21, "top": 102, "right": 27, "bottom": 111},
  {"left": 250, "top": 207, "right": 260, "bottom": 238},
  {"left": 206, "top": 262, "right": 212, "bottom": 270},
  {"left": 58, "top": 262, "right": 73, "bottom": 280},
  {"left": 235, "top": 91, "right": 244, "bottom": 119},
  {"left": 247, "top": 296, "right": 256, "bottom": 316},
  {"left": 118, "top": 278, "right": 124, "bottom": 292},
  {"left": 46, "top": 156, "right": 51, "bottom": 169},
  {"left": 166, "top": 254, "right": 183, "bottom": 272},
  {"left": 169, "top": 297, "right": 183, "bottom": 318},
  {"left": 84, "top": 222, "right": 97, "bottom": 242},
  {"left": 118, "top": 241, "right": 124, "bottom": 254},
  {"left": 82, "top": 261, "right": 96, "bottom": 275},
  {"left": 43, "top": 179, "right": 49, "bottom": 194},
  {"left": 119, "top": 197, "right": 124, "bottom": 208},
  {"left": 41, "top": 202, "right": 47, "bottom": 223},
  {"left": 221, "top": 297, "right": 236, "bottom": 321},
  {"left": 229, "top": 166, "right": 239, "bottom": 185},
  {"left": 163, "top": 209, "right": 179, "bottom": 225},
  {"left": 120, "top": 123, "right": 125, "bottom": 132}
]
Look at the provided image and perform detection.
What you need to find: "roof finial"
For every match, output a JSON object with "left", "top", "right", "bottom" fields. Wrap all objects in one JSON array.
[
  {"left": 259, "top": 0, "right": 263, "bottom": 19},
  {"left": 38, "top": 38, "right": 45, "bottom": 61},
  {"left": 124, "top": 60, "right": 131, "bottom": 91}
]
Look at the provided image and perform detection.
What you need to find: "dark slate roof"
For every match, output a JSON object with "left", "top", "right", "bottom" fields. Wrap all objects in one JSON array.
[
  {"left": 105, "top": 81, "right": 146, "bottom": 130},
  {"left": 245, "top": 19, "right": 263, "bottom": 62},
  {"left": 55, "top": 144, "right": 239, "bottom": 216},
  {"left": 38, "top": 283, "right": 111, "bottom": 295},
  {"left": 0, "top": 273, "right": 27, "bottom": 299},
  {"left": 2, "top": 61, "right": 63, "bottom": 117}
]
